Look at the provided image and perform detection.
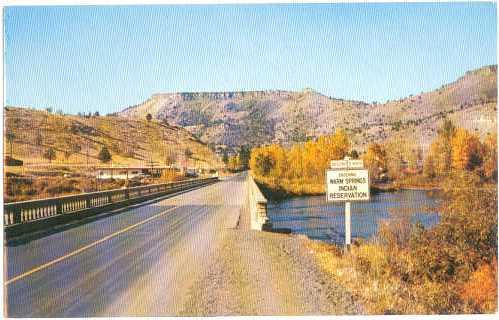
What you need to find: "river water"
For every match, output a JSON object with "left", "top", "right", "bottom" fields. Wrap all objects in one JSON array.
[{"left": 267, "top": 190, "right": 441, "bottom": 245}]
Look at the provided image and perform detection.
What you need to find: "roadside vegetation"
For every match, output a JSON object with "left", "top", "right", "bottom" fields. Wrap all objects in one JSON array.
[
  {"left": 4, "top": 169, "right": 187, "bottom": 203},
  {"left": 4, "top": 174, "right": 129, "bottom": 203}
]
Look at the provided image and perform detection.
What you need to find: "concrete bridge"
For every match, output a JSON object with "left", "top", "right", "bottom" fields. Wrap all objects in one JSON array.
[{"left": 3, "top": 172, "right": 360, "bottom": 316}]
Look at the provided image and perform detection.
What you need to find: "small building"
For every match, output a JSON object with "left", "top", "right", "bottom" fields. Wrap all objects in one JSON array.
[{"left": 94, "top": 166, "right": 174, "bottom": 180}]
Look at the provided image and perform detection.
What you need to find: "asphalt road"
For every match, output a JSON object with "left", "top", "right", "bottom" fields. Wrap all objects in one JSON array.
[{"left": 4, "top": 173, "right": 244, "bottom": 317}]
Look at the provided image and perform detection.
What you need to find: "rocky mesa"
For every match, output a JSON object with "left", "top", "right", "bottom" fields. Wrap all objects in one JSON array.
[{"left": 117, "top": 65, "right": 497, "bottom": 155}]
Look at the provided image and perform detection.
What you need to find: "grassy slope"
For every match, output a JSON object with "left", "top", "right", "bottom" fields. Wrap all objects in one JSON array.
[{"left": 4, "top": 107, "right": 222, "bottom": 170}]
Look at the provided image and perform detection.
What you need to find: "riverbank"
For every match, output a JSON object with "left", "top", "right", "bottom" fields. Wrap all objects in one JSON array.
[{"left": 306, "top": 240, "right": 436, "bottom": 314}]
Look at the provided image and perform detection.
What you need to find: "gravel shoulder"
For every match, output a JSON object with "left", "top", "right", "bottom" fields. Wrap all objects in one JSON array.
[{"left": 180, "top": 192, "right": 363, "bottom": 316}]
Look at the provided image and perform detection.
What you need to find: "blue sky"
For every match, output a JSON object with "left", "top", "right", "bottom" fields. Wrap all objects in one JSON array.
[{"left": 4, "top": 3, "right": 497, "bottom": 115}]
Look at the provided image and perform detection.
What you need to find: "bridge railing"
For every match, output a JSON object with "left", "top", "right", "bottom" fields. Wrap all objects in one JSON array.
[
  {"left": 4, "top": 177, "right": 218, "bottom": 235},
  {"left": 247, "top": 174, "right": 271, "bottom": 231}
]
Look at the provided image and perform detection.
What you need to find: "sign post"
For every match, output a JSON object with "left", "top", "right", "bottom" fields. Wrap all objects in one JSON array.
[
  {"left": 327, "top": 156, "right": 369, "bottom": 250},
  {"left": 345, "top": 201, "right": 351, "bottom": 246}
]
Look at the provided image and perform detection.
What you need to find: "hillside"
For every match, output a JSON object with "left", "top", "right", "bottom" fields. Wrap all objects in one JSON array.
[
  {"left": 118, "top": 65, "right": 497, "bottom": 154},
  {"left": 4, "top": 107, "right": 222, "bottom": 170}
]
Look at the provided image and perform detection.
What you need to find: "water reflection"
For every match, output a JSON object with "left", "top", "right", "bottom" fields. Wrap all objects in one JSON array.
[{"left": 267, "top": 190, "right": 441, "bottom": 245}]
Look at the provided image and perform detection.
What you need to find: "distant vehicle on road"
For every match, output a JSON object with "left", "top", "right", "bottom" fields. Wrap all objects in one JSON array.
[{"left": 185, "top": 169, "right": 198, "bottom": 178}]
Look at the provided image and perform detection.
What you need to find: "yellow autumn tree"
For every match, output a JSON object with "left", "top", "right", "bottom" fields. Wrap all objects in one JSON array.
[
  {"left": 268, "top": 144, "right": 287, "bottom": 179},
  {"left": 227, "top": 155, "right": 241, "bottom": 172},
  {"left": 481, "top": 133, "right": 497, "bottom": 181},
  {"left": 429, "top": 138, "right": 449, "bottom": 176},
  {"left": 460, "top": 260, "right": 497, "bottom": 313},
  {"left": 428, "top": 119, "right": 457, "bottom": 176},
  {"left": 302, "top": 129, "right": 350, "bottom": 180},
  {"left": 325, "top": 129, "right": 350, "bottom": 160},
  {"left": 385, "top": 138, "right": 413, "bottom": 180},
  {"left": 423, "top": 153, "right": 436, "bottom": 179},
  {"left": 250, "top": 146, "right": 274, "bottom": 177},
  {"left": 302, "top": 139, "right": 321, "bottom": 179},
  {"left": 286, "top": 143, "right": 304, "bottom": 180},
  {"left": 451, "top": 128, "right": 483, "bottom": 171},
  {"left": 363, "top": 143, "right": 387, "bottom": 181}
]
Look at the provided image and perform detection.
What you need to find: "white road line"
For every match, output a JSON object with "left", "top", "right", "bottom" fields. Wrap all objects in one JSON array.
[{"left": 5, "top": 206, "right": 179, "bottom": 286}]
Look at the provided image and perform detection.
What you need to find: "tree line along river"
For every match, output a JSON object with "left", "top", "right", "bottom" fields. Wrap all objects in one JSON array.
[{"left": 267, "top": 189, "right": 441, "bottom": 245}]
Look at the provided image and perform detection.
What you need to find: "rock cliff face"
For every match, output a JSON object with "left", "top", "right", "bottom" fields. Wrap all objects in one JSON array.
[{"left": 118, "top": 65, "right": 497, "bottom": 153}]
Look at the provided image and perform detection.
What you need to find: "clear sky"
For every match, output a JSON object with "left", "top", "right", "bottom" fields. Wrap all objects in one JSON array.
[{"left": 4, "top": 3, "right": 497, "bottom": 115}]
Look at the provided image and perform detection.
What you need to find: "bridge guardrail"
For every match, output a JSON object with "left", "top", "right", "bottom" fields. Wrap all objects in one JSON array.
[
  {"left": 4, "top": 177, "right": 218, "bottom": 238},
  {"left": 247, "top": 174, "right": 271, "bottom": 231}
]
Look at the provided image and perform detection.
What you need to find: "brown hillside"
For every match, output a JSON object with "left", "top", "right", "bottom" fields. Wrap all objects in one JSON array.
[{"left": 4, "top": 107, "right": 222, "bottom": 170}]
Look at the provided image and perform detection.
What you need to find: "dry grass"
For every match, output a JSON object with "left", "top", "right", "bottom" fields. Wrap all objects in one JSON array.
[
  {"left": 4, "top": 176, "right": 131, "bottom": 202},
  {"left": 305, "top": 240, "right": 484, "bottom": 314},
  {"left": 307, "top": 241, "right": 417, "bottom": 314}
]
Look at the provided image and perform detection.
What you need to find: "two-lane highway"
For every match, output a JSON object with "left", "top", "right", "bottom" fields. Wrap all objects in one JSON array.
[{"left": 4, "top": 173, "right": 246, "bottom": 317}]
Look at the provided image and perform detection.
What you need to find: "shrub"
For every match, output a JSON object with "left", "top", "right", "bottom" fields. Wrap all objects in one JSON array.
[
  {"left": 410, "top": 172, "right": 497, "bottom": 283},
  {"left": 377, "top": 207, "right": 414, "bottom": 251},
  {"left": 5, "top": 156, "right": 23, "bottom": 166},
  {"left": 44, "top": 178, "right": 78, "bottom": 196},
  {"left": 460, "top": 260, "right": 497, "bottom": 313},
  {"left": 98, "top": 146, "right": 112, "bottom": 163},
  {"left": 43, "top": 147, "right": 57, "bottom": 163},
  {"left": 161, "top": 169, "right": 183, "bottom": 182}
]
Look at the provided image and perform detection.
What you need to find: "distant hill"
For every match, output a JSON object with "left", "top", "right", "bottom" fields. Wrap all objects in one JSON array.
[
  {"left": 4, "top": 107, "right": 222, "bottom": 169},
  {"left": 117, "top": 65, "right": 497, "bottom": 154}
]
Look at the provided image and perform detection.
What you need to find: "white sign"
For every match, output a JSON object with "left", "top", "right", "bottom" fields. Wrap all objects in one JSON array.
[
  {"left": 330, "top": 159, "right": 364, "bottom": 169},
  {"left": 327, "top": 169, "right": 370, "bottom": 202}
]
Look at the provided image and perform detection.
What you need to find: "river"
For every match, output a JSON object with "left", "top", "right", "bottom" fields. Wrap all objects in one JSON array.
[{"left": 267, "top": 189, "right": 441, "bottom": 245}]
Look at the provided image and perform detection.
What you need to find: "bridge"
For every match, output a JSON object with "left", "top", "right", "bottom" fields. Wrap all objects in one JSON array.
[{"left": 4, "top": 172, "right": 359, "bottom": 316}]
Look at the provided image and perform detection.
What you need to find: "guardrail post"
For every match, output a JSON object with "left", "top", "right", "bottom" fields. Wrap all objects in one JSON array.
[
  {"left": 56, "top": 202, "right": 63, "bottom": 215},
  {"left": 13, "top": 206, "right": 22, "bottom": 224},
  {"left": 86, "top": 196, "right": 91, "bottom": 209}
]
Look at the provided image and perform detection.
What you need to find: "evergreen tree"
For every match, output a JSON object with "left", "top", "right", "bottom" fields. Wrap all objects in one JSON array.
[
  {"left": 6, "top": 132, "right": 15, "bottom": 158},
  {"left": 222, "top": 150, "right": 229, "bottom": 164},
  {"left": 43, "top": 147, "right": 56, "bottom": 163},
  {"left": 98, "top": 146, "right": 112, "bottom": 163}
]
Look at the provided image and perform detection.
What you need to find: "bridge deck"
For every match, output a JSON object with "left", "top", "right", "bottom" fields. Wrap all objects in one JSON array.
[{"left": 5, "top": 174, "right": 244, "bottom": 317}]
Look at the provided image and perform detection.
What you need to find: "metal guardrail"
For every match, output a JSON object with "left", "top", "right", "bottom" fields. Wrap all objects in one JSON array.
[{"left": 4, "top": 177, "right": 218, "bottom": 230}]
